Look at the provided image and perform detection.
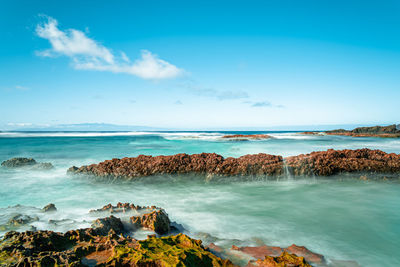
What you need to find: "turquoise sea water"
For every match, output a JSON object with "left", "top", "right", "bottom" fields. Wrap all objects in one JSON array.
[{"left": 1, "top": 131, "right": 400, "bottom": 266}]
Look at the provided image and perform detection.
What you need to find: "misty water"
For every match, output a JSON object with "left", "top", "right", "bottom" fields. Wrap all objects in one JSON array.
[{"left": 1, "top": 131, "right": 400, "bottom": 266}]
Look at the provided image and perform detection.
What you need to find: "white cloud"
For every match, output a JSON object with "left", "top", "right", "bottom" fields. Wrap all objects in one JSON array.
[{"left": 36, "top": 16, "right": 183, "bottom": 80}]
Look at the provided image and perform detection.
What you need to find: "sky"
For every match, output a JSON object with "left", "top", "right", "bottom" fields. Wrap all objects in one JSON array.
[{"left": 1, "top": 0, "right": 400, "bottom": 130}]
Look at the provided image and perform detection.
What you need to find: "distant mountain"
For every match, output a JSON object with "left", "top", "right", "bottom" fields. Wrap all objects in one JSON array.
[{"left": 5, "top": 123, "right": 163, "bottom": 132}]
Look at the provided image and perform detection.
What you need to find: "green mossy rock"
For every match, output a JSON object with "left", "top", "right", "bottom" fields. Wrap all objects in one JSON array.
[{"left": 107, "top": 233, "right": 235, "bottom": 266}]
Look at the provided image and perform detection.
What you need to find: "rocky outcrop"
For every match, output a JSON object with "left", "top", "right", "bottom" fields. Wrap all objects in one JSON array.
[
  {"left": 0, "top": 203, "right": 322, "bottom": 267},
  {"left": 247, "top": 251, "right": 312, "bottom": 267},
  {"left": 130, "top": 209, "right": 171, "bottom": 235},
  {"left": 0, "top": 227, "right": 235, "bottom": 266},
  {"left": 221, "top": 134, "right": 272, "bottom": 140},
  {"left": 68, "top": 149, "right": 400, "bottom": 179},
  {"left": 285, "top": 148, "right": 400, "bottom": 176},
  {"left": 1, "top": 157, "right": 54, "bottom": 169},
  {"left": 68, "top": 153, "right": 284, "bottom": 179},
  {"left": 301, "top": 124, "right": 400, "bottom": 138}
]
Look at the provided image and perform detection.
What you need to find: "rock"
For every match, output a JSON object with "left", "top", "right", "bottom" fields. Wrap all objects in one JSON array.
[
  {"left": 232, "top": 244, "right": 283, "bottom": 258},
  {"left": 32, "top": 162, "right": 54, "bottom": 170},
  {"left": 42, "top": 203, "right": 57, "bottom": 212},
  {"left": 221, "top": 134, "right": 272, "bottom": 141},
  {"left": 130, "top": 209, "right": 171, "bottom": 235},
  {"left": 0, "top": 227, "right": 234, "bottom": 266},
  {"left": 68, "top": 149, "right": 400, "bottom": 179},
  {"left": 326, "top": 124, "right": 400, "bottom": 138},
  {"left": 91, "top": 215, "right": 124, "bottom": 235},
  {"left": 247, "top": 251, "right": 312, "bottom": 267},
  {"left": 68, "top": 152, "right": 284, "bottom": 179},
  {"left": 1, "top": 158, "right": 36, "bottom": 167},
  {"left": 1, "top": 157, "right": 53, "bottom": 169},
  {"left": 7, "top": 214, "right": 38, "bottom": 226},
  {"left": 232, "top": 243, "right": 325, "bottom": 265},
  {"left": 90, "top": 202, "right": 158, "bottom": 214},
  {"left": 208, "top": 243, "right": 224, "bottom": 254},
  {"left": 285, "top": 244, "right": 325, "bottom": 265},
  {"left": 106, "top": 233, "right": 236, "bottom": 267},
  {"left": 67, "top": 166, "right": 79, "bottom": 173},
  {"left": 285, "top": 148, "right": 400, "bottom": 176}
]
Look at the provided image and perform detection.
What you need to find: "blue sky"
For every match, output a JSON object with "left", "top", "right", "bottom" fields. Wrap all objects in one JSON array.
[{"left": 1, "top": 0, "right": 400, "bottom": 130}]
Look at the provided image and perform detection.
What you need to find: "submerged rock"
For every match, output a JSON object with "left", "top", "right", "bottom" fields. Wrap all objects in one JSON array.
[
  {"left": 33, "top": 162, "right": 54, "bottom": 170},
  {"left": 1, "top": 157, "right": 54, "bottom": 169},
  {"left": 7, "top": 214, "right": 38, "bottom": 227},
  {"left": 42, "top": 203, "right": 57, "bottom": 212}
]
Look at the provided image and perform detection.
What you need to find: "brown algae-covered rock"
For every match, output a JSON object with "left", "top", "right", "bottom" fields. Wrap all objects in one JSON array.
[{"left": 68, "top": 149, "right": 400, "bottom": 179}]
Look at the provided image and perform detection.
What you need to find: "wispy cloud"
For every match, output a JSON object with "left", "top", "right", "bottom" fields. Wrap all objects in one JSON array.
[
  {"left": 252, "top": 101, "right": 272, "bottom": 107},
  {"left": 249, "top": 101, "right": 284, "bottom": 108},
  {"left": 180, "top": 81, "right": 249, "bottom": 101},
  {"left": 35, "top": 16, "right": 183, "bottom": 80},
  {"left": 174, "top": 100, "right": 183, "bottom": 105}
]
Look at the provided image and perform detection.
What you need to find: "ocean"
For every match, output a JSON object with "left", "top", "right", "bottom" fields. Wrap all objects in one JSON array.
[{"left": 1, "top": 131, "right": 400, "bottom": 266}]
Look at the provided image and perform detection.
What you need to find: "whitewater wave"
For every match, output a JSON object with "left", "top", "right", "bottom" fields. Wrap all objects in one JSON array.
[
  {"left": 0, "top": 131, "right": 241, "bottom": 142},
  {"left": 0, "top": 131, "right": 157, "bottom": 138},
  {"left": 268, "top": 133, "right": 323, "bottom": 140}
]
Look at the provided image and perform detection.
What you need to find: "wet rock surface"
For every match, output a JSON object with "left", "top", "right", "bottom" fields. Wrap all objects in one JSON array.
[
  {"left": 232, "top": 243, "right": 325, "bottom": 265},
  {"left": 91, "top": 215, "right": 124, "bottom": 236},
  {"left": 1, "top": 157, "right": 54, "bottom": 169},
  {"left": 130, "top": 209, "right": 171, "bottom": 235},
  {"left": 68, "top": 149, "right": 400, "bottom": 179}
]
